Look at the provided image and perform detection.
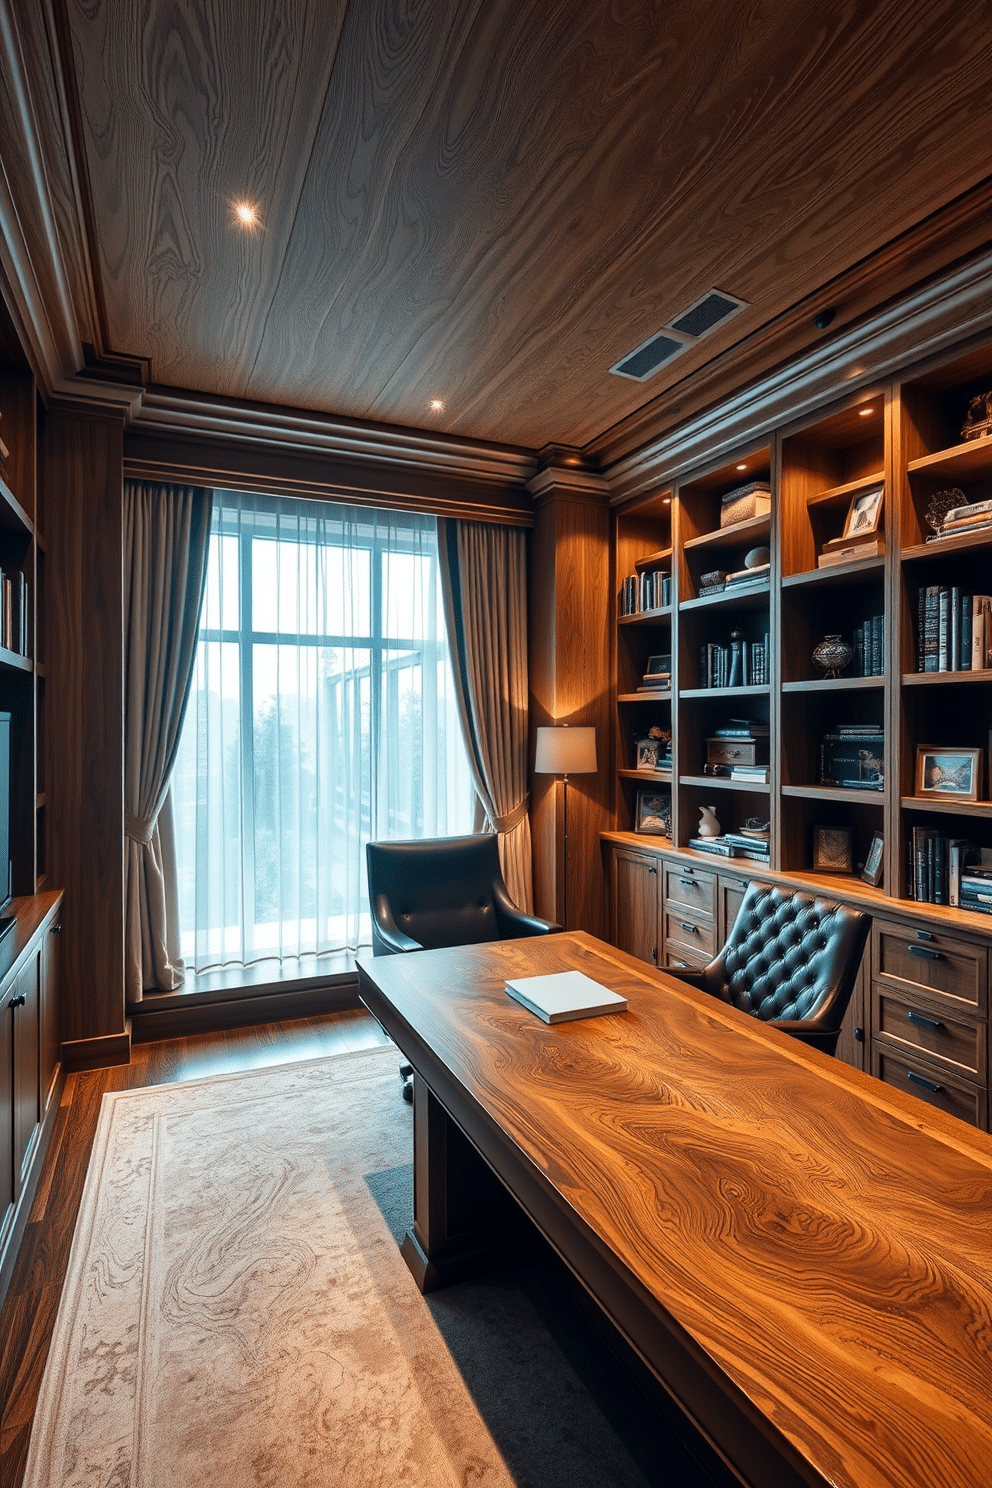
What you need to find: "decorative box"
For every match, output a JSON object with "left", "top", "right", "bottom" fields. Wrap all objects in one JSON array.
[
  {"left": 706, "top": 737, "right": 769, "bottom": 767},
  {"left": 720, "top": 481, "right": 771, "bottom": 528}
]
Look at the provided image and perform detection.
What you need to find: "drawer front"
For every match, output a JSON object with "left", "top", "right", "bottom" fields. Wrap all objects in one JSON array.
[
  {"left": 872, "top": 923, "right": 987, "bottom": 1012},
  {"left": 664, "top": 909, "right": 717, "bottom": 960},
  {"left": 664, "top": 945, "right": 710, "bottom": 971},
  {"left": 872, "top": 988, "right": 984, "bottom": 1081},
  {"left": 664, "top": 865, "right": 716, "bottom": 918},
  {"left": 872, "top": 1049, "right": 986, "bottom": 1130}
]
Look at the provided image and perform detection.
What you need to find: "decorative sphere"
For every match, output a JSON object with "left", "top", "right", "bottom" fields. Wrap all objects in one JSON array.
[{"left": 812, "top": 634, "right": 853, "bottom": 678}]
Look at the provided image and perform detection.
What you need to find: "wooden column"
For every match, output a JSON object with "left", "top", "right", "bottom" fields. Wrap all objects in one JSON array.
[
  {"left": 43, "top": 401, "right": 128, "bottom": 1066},
  {"left": 528, "top": 452, "right": 611, "bottom": 937}
]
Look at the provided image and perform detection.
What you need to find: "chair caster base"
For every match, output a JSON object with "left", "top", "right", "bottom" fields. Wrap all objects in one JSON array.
[{"left": 402, "top": 1075, "right": 413, "bottom": 1103}]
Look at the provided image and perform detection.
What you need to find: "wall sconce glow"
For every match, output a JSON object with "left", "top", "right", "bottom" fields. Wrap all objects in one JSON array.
[{"left": 231, "top": 200, "right": 261, "bottom": 230}]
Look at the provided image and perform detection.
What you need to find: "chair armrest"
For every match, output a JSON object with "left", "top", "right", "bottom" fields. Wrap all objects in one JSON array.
[
  {"left": 664, "top": 964, "right": 725, "bottom": 998},
  {"left": 771, "top": 1020, "right": 841, "bottom": 1051},
  {"left": 492, "top": 880, "right": 561, "bottom": 937},
  {"left": 371, "top": 897, "right": 424, "bottom": 954}
]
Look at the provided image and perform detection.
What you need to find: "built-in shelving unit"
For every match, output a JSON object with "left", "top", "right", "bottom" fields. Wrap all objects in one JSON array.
[{"left": 607, "top": 331, "right": 992, "bottom": 1125}]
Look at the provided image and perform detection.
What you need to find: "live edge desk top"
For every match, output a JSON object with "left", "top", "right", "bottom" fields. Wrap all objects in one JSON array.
[{"left": 357, "top": 931, "right": 992, "bottom": 1488}]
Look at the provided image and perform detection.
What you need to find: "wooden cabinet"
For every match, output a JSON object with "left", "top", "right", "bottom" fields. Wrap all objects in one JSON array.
[
  {"left": 0, "top": 892, "right": 64, "bottom": 1305},
  {"left": 869, "top": 916, "right": 988, "bottom": 1127},
  {"left": 611, "top": 847, "right": 661, "bottom": 966}
]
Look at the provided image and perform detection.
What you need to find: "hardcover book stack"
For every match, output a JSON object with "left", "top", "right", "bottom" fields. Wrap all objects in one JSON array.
[
  {"left": 929, "top": 495, "right": 992, "bottom": 543},
  {"left": 620, "top": 568, "right": 671, "bottom": 615},
  {"left": 917, "top": 587, "right": 992, "bottom": 672},
  {"left": 699, "top": 632, "right": 769, "bottom": 688},
  {"left": 688, "top": 825, "right": 770, "bottom": 863},
  {"left": 907, "top": 836, "right": 992, "bottom": 910}
]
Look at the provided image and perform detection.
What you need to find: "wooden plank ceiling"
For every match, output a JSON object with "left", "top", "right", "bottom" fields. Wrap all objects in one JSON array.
[{"left": 64, "top": 0, "right": 992, "bottom": 453}]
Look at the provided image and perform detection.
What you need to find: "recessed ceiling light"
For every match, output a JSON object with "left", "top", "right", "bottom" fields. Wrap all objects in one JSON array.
[
  {"left": 429, "top": 399, "right": 445, "bottom": 413},
  {"left": 736, "top": 463, "right": 747, "bottom": 470},
  {"left": 662, "top": 497, "right": 671, "bottom": 505},
  {"left": 231, "top": 200, "right": 261, "bottom": 230},
  {"left": 859, "top": 407, "right": 874, "bottom": 417}
]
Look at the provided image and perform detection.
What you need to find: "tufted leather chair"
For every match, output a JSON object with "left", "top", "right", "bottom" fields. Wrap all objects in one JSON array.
[
  {"left": 366, "top": 834, "right": 560, "bottom": 957},
  {"left": 668, "top": 882, "right": 869, "bottom": 1055}
]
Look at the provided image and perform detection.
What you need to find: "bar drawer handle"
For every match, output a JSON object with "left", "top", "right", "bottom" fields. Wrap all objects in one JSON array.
[
  {"left": 907, "top": 1010, "right": 943, "bottom": 1031},
  {"left": 678, "top": 877, "right": 697, "bottom": 887},
  {"left": 907, "top": 1070, "right": 944, "bottom": 1093},
  {"left": 907, "top": 945, "right": 941, "bottom": 961},
  {"left": 679, "top": 921, "right": 699, "bottom": 934},
  {"left": 10, "top": 993, "right": 26, "bottom": 1007}
]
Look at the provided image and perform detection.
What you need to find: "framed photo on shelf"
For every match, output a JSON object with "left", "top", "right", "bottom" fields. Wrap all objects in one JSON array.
[
  {"left": 915, "top": 746, "right": 982, "bottom": 802},
  {"left": 813, "top": 825, "right": 853, "bottom": 874},
  {"left": 841, "top": 484, "right": 884, "bottom": 539},
  {"left": 635, "top": 788, "right": 671, "bottom": 836},
  {"left": 861, "top": 833, "right": 884, "bottom": 886},
  {"left": 635, "top": 737, "right": 661, "bottom": 770},
  {"left": 644, "top": 654, "right": 671, "bottom": 679}
]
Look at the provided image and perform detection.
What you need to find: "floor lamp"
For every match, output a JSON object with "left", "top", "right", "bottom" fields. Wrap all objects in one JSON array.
[{"left": 534, "top": 725, "right": 597, "bottom": 930}]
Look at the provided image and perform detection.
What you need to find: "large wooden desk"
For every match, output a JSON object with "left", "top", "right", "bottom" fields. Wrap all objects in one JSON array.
[{"left": 357, "top": 931, "right": 992, "bottom": 1488}]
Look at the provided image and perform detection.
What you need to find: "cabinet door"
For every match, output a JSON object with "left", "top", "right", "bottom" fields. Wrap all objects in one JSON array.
[
  {"left": 834, "top": 943, "right": 868, "bottom": 1071},
  {"left": 718, "top": 872, "right": 749, "bottom": 944},
  {"left": 613, "top": 849, "right": 660, "bottom": 966},
  {"left": 11, "top": 959, "right": 39, "bottom": 1191},
  {"left": 0, "top": 996, "right": 13, "bottom": 1246},
  {"left": 39, "top": 922, "right": 61, "bottom": 1115}
]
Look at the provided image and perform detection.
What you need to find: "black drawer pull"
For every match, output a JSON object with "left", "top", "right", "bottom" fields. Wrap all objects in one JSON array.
[
  {"left": 678, "top": 877, "right": 697, "bottom": 887},
  {"left": 10, "top": 993, "right": 26, "bottom": 1008},
  {"left": 907, "top": 1010, "right": 943, "bottom": 1032},
  {"left": 907, "top": 945, "right": 941, "bottom": 961},
  {"left": 648, "top": 865, "right": 657, "bottom": 875},
  {"left": 907, "top": 1070, "right": 944, "bottom": 1093},
  {"left": 679, "top": 921, "right": 699, "bottom": 934}
]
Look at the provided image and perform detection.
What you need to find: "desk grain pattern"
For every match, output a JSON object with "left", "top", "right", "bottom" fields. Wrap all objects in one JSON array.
[{"left": 359, "top": 932, "right": 992, "bottom": 1488}]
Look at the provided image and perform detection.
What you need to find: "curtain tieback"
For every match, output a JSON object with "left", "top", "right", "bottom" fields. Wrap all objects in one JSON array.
[
  {"left": 125, "top": 809, "right": 157, "bottom": 847},
  {"left": 490, "top": 796, "right": 529, "bottom": 834}
]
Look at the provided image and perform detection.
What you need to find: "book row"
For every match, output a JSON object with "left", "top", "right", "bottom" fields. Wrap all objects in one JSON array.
[
  {"left": 0, "top": 569, "right": 28, "bottom": 657},
  {"left": 849, "top": 613, "right": 885, "bottom": 677},
  {"left": 698, "top": 635, "right": 769, "bottom": 688},
  {"left": 916, "top": 587, "right": 992, "bottom": 673},
  {"left": 905, "top": 831, "right": 992, "bottom": 908},
  {"left": 620, "top": 568, "right": 671, "bottom": 615}
]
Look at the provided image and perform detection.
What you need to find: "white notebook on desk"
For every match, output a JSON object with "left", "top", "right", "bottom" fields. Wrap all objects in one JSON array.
[{"left": 504, "top": 969, "right": 628, "bottom": 1024}]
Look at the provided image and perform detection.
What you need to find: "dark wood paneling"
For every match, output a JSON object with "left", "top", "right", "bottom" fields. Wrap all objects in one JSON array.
[
  {"left": 528, "top": 473, "right": 611, "bottom": 935},
  {"left": 42, "top": 406, "right": 125, "bottom": 1045},
  {"left": 58, "top": 0, "right": 992, "bottom": 449}
]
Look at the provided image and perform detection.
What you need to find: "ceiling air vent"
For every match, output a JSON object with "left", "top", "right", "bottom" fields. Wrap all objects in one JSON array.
[
  {"left": 669, "top": 289, "right": 748, "bottom": 340},
  {"left": 610, "top": 331, "right": 689, "bottom": 382}
]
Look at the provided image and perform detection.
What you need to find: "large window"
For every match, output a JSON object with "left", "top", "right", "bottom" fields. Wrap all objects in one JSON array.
[{"left": 172, "top": 491, "right": 473, "bottom": 972}]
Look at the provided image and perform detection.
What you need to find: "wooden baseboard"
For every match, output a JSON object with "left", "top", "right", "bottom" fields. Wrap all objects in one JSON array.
[
  {"left": 129, "top": 978, "right": 362, "bottom": 1042},
  {"left": 61, "top": 1029, "right": 132, "bottom": 1072}
]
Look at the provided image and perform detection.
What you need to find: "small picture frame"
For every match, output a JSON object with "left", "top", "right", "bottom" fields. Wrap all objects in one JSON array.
[
  {"left": 813, "top": 824, "right": 853, "bottom": 874},
  {"left": 635, "top": 737, "right": 661, "bottom": 770},
  {"left": 644, "top": 654, "right": 672, "bottom": 678},
  {"left": 915, "top": 746, "right": 982, "bottom": 801},
  {"left": 861, "top": 832, "right": 884, "bottom": 886},
  {"left": 635, "top": 788, "right": 671, "bottom": 836},
  {"left": 842, "top": 484, "right": 884, "bottom": 539}
]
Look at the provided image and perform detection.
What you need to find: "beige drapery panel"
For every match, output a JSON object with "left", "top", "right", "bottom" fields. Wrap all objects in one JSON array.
[
  {"left": 124, "top": 481, "right": 212, "bottom": 1000},
  {"left": 437, "top": 518, "right": 534, "bottom": 911}
]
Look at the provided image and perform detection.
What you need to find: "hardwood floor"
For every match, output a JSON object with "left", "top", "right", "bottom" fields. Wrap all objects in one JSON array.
[{"left": 0, "top": 1008, "right": 394, "bottom": 1488}]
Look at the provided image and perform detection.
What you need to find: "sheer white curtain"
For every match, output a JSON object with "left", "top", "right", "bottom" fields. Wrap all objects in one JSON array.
[{"left": 171, "top": 491, "right": 474, "bottom": 973}]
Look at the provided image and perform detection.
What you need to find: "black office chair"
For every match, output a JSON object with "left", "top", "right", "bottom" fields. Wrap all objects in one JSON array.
[
  {"left": 366, "top": 834, "right": 561, "bottom": 1096},
  {"left": 667, "top": 881, "right": 869, "bottom": 1055}
]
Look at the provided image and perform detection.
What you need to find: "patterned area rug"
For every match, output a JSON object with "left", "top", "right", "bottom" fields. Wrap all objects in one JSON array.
[{"left": 23, "top": 1049, "right": 515, "bottom": 1488}]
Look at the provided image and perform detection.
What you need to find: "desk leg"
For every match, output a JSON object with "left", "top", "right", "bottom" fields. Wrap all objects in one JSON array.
[{"left": 400, "top": 1074, "right": 522, "bottom": 1293}]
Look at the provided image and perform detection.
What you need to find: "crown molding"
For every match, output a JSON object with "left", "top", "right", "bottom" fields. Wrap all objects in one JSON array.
[{"left": 605, "top": 244, "right": 992, "bottom": 504}]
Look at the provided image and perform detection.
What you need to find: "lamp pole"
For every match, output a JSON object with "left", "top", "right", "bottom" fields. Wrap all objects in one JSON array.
[{"left": 534, "top": 725, "right": 597, "bottom": 930}]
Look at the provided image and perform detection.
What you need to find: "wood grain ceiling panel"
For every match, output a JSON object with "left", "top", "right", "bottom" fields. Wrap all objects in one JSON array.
[{"left": 63, "top": 0, "right": 992, "bottom": 453}]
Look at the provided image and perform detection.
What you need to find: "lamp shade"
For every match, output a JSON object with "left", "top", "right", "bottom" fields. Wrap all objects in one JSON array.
[{"left": 534, "top": 725, "right": 597, "bottom": 775}]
